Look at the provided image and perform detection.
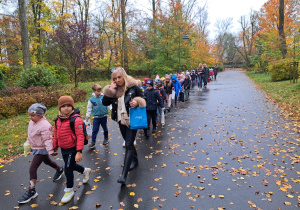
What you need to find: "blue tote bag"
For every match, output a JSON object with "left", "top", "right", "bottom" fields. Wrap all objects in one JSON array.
[{"left": 130, "top": 107, "right": 148, "bottom": 129}]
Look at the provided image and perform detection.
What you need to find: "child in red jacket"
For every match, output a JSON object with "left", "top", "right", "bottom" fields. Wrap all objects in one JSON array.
[{"left": 53, "top": 96, "right": 91, "bottom": 204}]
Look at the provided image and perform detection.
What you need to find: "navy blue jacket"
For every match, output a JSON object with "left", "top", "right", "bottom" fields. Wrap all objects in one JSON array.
[{"left": 144, "top": 88, "right": 164, "bottom": 110}]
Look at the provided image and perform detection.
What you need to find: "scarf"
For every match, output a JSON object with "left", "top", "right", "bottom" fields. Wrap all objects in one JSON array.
[
  {"left": 117, "top": 96, "right": 130, "bottom": 127},
  {"left": 58, "top": 110, "right": 74, "bottom": 120}
]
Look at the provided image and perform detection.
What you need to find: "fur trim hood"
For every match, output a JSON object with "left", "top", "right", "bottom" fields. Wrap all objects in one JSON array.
[{"left": 103, "top": 75, "right": 138, "bottom": 98}]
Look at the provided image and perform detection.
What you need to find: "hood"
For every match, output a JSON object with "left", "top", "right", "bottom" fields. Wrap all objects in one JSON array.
[{"left": 171, "top": 74, "right": 178, "bottom": 81}]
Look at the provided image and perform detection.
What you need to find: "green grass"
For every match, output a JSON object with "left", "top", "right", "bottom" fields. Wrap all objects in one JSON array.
[
  {"left": 0, "top": 80, "right": 111, "bottom": 161},
  {"left": 247, "top": 71, "right": 300, "bottom": 120}
]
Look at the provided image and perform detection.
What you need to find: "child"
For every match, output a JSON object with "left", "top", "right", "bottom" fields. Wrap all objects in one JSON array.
[
  {"left": 53, "top": 96, "right": 91, "bottom": 204},
  {"left": 154, "top": 78, "right": 166, "bottom": 126},
  {"left": 18, "top": 103, "right": 64, "bottom": 204},
  {"left": 171, "top": 74, "right": 182, "bottom": 105},
  {"left": 182, "top": 74, "right": 191, "bottom": 101},
  {"left": 142, "top": 78, "right": 149, "bottom": 90},
  {"left": 143, "top": 79, "right": 164, "bottom": 137},
  {"left": 86, "top": 84, "right": 109, "bottom": 149},
  {"left": 164, "top": 76, "right": 173, "bottom": 112}
]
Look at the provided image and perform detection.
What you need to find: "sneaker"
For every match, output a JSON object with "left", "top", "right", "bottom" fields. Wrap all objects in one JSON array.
[
  {"left": 152, "top": 128, "right": 157, "bottom": 133},
  {"left": 134, "top": 140, "right": 137, "bottom": 145},
  {"left": 18, "top": 190, "right": 38, "bottom": 204},
  {"left": 82, "top": 168, "right": 91, "bottom": 184},
  {"left": 53, "top": 167, "right": 64, "bottom": 182},
  {"left": 89, "top": 142, "right": 95, "bottom": 149},
  {"left": 103, "top": 137, "right": 109, "bottom": 145},
  {"left": 61, "top": 188, "right": 74, "bottom": 204},
  {"left": 161, "top": 123, "right": 165, "bottom": 127},
  {"left": 122, "top": 140, "right": 126, "bottom": 147}
]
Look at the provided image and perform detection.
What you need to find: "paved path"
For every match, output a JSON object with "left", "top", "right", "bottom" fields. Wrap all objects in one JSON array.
[{"left": 1, "top": 69, "right": 299, "bottom": 210}]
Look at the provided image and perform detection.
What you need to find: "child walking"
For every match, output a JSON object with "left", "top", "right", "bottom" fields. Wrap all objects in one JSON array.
[
  {"left": 182, "top": 74, "right": 191, "bottom": 101},
  {"left": 18, "top": 103, "right": 64, "bottom": 204},
  {"left": 86, "top": 84, "right": 109, "bottom": 149},
  {"left": 154, "top": 78, "right": 166, "bottom": 126},
  {"left": 164, "top": 76, "right": 173, "bottom": 112},
  {"left": 143, "top": 79, "right": 164, "bottom": 137},
  {"left": 53, "top": 96, "right": 91, "bottom": 204}
]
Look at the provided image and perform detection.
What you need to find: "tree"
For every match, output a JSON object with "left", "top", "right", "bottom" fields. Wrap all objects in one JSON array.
[
  {"left": 18, "top": 0, "right": 31, "bottom": 67},
  {"left": 278, "top": 0, "right": 287, "bottom": 58}
]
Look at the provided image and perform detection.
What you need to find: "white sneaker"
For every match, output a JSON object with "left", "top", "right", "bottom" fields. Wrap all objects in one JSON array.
[
  {"left": 134, "top": 140, "right": 137, "bottom": 145},
  {"left": 122, "top": 141, "right": 126, "bottom": 147},
  {"left": 61, "top": 188, "right": 74, "bottom": 203},
  {"left": 82, "top": 168, "right": 91, "bottom": 184}
]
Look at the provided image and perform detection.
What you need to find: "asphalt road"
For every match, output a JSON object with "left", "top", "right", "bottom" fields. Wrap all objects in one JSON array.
[{"left": 0, "top": 69, "right": 299, "bottom": 210}]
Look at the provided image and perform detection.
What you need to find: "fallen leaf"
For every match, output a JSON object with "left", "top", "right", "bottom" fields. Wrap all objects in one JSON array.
[{"left": 30, "top": 204, "right": 38, "bottom": 208}]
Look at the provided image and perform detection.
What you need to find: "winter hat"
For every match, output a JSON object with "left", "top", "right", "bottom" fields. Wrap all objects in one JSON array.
[
  {"left": 144, "top": 78, "right": 150, "bottom": 83},
  {"left": 165, "top": 75, "right": 170, "bottom": 80},
  {"left": 146, "top": 79, "right": 154, "bottom": 87},
  {"left": 58, "top": 96, "right": 74, "bottom": 110},
  {"left": 28, "top": 103, "right": 47, "bottom": 116}
]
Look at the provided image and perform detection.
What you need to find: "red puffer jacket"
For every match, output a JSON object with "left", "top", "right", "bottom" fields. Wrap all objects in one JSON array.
[{"left": 53, "top": 110, "right": 84, "bottom": 151}]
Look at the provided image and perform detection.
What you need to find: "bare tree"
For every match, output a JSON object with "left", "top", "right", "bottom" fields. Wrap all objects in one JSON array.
[
  {"left": 196, "top": 4, "right": 209, "bottom": 39},
  {"left": 18, "top": 0, "right": 31, "bottom": 67}
]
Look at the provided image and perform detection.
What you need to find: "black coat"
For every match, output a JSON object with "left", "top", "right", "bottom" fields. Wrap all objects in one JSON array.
[
  {"left": 164, "top": 81, "right": 173, "bottom": 95},
  {"left": 203, "top": 67, "right": 209, "bottom": 77},
  {"left": 182, "top": 78, "right": 191, "bottom": 89},
  {"left": 144, "top": 88, "right": 164, "bottom": 110},
  {"left": 102, "top": 85, "right": 145, "bottom": 122}
]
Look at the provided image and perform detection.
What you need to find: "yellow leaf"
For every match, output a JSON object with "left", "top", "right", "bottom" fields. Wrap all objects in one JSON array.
[
  {"left": 134, "top": 204, "right": 139, "bottom": 208},
  {"left": 280, "top": 187, "right": 288, "bottom": 192},
  {"left": 69, "top": 206, "right": 79, "bottom": 210},
  {"left": 130, "top": 192, "right": 135, "bottom": 196},
  {"left": 287, "top": 194, "right": 294, "bottom": 198},
  {"left": 284, "top": 201, "right": 291, "bottom": 205},
  {"left": 230, "top": 202, "right": 234, "bottom": 205},
  {"left": 218, "top": 195, "right": 225, "bottom": 198},
  {"left": 114, "top": 153, "right": 118, "bottom": 156},
  {"left": 30, "top": 204, "right": 38, "bottom": 208},
  {"left": 0, "top": 165, "right": 4, "bottom": 168}
]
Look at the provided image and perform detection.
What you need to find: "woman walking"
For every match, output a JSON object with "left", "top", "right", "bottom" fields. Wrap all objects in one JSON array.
[{"left": 102, "top": 67, "right": 146, "bottom": 185}]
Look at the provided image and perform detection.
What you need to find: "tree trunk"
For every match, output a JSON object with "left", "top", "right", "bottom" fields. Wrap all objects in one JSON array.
[
  {"left": 278, "top": 0, "right": 287, "bottom": 59},
  {"left": 18, "top": 0, "right": 31, "bottom": 67},
  {"left": 121, "top": 0, "right": 128, "bottom": 71}
]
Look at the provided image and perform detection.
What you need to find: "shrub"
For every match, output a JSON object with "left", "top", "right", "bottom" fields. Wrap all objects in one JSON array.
[
  {"left": 268, "top": 59, "right": 299, "bottom": 82},
  {"left": 48, "top": 65, "right": 70, "bottom": 84},
  {"left": 78, "top": 68, "right": 111, "bottom": 82},
  {"left": 0, "top": 70, "right": 5, "bottom": 90},
  {"left": 0, "top": 64, "right": 22, "bottom": 84},
  {"left": 0, "top": 88, "right": 87, "bottom": 119},
  {"left": 18, "top": 65, "right": 59, "bottom": 88}
]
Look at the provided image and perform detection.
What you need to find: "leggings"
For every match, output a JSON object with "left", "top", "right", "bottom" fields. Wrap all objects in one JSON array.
[
  {"left": 63, "top": 152, "right": 84, "bottom": 188},
  {"left": 119, "top": 123, "right": 137, "bottom": 151},
  {"left": 30, "top": 154, "right": 60, "bottom": 180}
]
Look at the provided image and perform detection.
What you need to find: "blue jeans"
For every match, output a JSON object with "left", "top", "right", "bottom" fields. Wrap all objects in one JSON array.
[
  {"left": 92, "top": 117, "right": 108, "bottom": 143},
  {"left": 197, "top": 76, "right": 204, "bottom": 88}
]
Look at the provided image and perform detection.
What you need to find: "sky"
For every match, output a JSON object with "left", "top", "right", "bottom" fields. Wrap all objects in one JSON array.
[{"left": 205, "top": 0, "right": 269, "bottom": 39}]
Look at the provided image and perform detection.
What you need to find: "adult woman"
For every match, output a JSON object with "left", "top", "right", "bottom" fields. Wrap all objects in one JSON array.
[
  {"left": 102, "top": 67, "right": 146, "bottom": 184},
  {"left": 203, "top": 64, "right": 210, "bottom": 89},
  {"left": 196, "top": 63, "right": 203, "bottom": 90}
]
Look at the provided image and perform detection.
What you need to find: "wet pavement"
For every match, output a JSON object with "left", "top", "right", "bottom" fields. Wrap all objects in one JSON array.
[{"left": 1, "top": 69, "right": 299, "bottom": 210}]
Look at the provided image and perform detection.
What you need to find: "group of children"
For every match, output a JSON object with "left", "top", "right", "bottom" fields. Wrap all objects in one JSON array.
[{"left": 19, "top": 66, "right": 219, "bottom": 205}]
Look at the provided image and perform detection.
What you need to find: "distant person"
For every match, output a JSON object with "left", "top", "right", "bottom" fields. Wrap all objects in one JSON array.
[
  {"left": 18, "top": 103, "right": 64, "bottom": 204},
  {"left": 171, "top": 74, "right": 182, "bottom": 105},
  {"left": 86, "top": 84, "right": 109, "bottom": 149},
  {"left": 164, "top": 75, "right": 174, "bottom": 112},
  {"left": 196, "top": 63, "right": 204, "bottom": 90},
  {"left": 154, "top": 78, "right": 166, "bottom": 126},
  {"left": 53, "top": 96, "right": 91, "bottom": 204},
  {"left": 203, "top": 64, "right": 209, "bottom": 89},
  {"left": 190, "top": 70, "right": 196, "bottom": 88},
  {"left": 182, "top": 74, "right": 191, "bottom": 101},
  {"left": 213, "top": 65, "right": 219, "bottom": 80}
]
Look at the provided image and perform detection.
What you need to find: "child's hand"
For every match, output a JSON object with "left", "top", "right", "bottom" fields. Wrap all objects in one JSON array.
[
  {"left": 110, "top": 81, "right": 117, "bottom": 89},
  {"left": 51, "top": 151, "right": 58, "bottom": 156},
  {"left": 162, "top": 108, "right": 165, "bottom": 111},
  {"left": 129, "top": 99, "right": 138, "bottom": 108},
  {"left": 75, "top": 152, "right": 82, "bottom": 162}
]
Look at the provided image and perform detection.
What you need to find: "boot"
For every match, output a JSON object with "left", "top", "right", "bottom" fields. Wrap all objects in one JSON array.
[
  {"left": 129, "top": 151, "right": 138, "bottom": 171},
  {"left": 117, "top": 150, "right": 134, "bottom": 184}
]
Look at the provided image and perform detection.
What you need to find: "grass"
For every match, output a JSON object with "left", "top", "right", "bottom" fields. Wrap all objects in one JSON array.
[
  {"left": 247, "top": 71, "right": 300, "bottom": 122},
  {"left": 0, "top": 80, "right": 111, "bottom": 162}
]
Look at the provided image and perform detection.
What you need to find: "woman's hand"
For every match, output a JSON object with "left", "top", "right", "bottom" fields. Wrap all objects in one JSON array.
[
  {"left": 110, "top": 81, "right": 117, "bottom": 89},
  {"left": 129, "top": 99, "right": 138, "bottom": 108},
  {"left": 75, "top": 152, "right": 82, "bottom": 162}
]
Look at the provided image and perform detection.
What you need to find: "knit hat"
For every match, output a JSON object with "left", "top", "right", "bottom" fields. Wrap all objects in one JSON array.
[
  {"left": 58, "top": 96, "right": 74, "bottom": 110},
  {"left": 144, "top": 78, "right": 150, "bottom": 83},
  {"left": 146, "top": 79, "right": 154, "bottom": 87},
  {"left": 28, "top": 103, "right": 47, "bottom": 116}
]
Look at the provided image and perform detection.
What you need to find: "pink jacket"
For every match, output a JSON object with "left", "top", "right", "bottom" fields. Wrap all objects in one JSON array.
[{"left": 26, "top": 117, "right": 54, "bottom": 155}]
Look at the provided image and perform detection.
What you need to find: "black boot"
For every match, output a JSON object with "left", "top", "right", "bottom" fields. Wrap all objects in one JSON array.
[
  {"left": 129, "top": 151, "right": 138, "bottom": 171},
  {"left": 117, "top": 150, "right": 134, "bottom": 184}
]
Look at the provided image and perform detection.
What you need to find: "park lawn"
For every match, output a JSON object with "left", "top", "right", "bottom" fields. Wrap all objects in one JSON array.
[
  {"left": 247, "top": 72, "right": 300, "bottom": 123},
  {"left": 0, "top": 80, "right": 111, "bottom": 162}
]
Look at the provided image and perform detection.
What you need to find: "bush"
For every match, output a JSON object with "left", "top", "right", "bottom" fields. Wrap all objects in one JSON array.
[
  {"left": 0, "top": 64, "right": 22, "bottom": 84},
  {"left": 78, "top": 68, "right": 111, "bottom": 82},
  {"left": 18, "top": 65, "right": 59, "bottom": 88},
  {"left": 48, "top": 65, "right": 70, "bottom": 84},
  {"left": 0, "top": 70, "right": 5, "bottom": 90},
  {"left": 268, "top": 59, "right": 299, "bottom": 82},
  {"left": 0, "top": 88, "right": 87, "bottom": 119}
]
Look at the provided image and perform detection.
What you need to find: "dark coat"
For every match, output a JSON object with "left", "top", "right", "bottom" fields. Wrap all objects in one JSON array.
[
  {"left": 213, "top": 67, "right": 219, "bottom": 75},
  {"left": 164, "top": 81, "right": 173, "bottom": 95},
  {"left": 102, "top": 76, "right": 146, "bottom": 122},
  {"left": 203, "top": 67, "right": 209, "bottom": 77},
  {"left": 144, "top": 88, "right": 164, "bottom": 110},
  {"left": 182, "top": 78, "right": 191, "bottom": 89},
  {"left": 157, "top": 87, "right": 166, "bottom": 101},
  {"left": 190, "top": 72, "right": 196, "bottom": 80}
]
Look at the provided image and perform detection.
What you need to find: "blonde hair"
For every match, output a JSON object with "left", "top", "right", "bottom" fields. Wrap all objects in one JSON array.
[
  {"left": 198, "top": 63, "right": 203, "bottom": 68},
  {"left": 203, "top": 64, "right": 207, "bottom": 67},
  {"left": 111, "top": 67, "right": 131, "bottom": 94},
  {"left": 137, "top": 80, "right": 142, "bottom": 86},
  {"left": 92, "top": 84, "right": 102, "bottom": 91}
]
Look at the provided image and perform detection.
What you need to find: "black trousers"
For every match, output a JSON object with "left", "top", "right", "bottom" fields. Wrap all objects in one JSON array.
[
  {"left": 63, "top": 151, "right": 84, "bottom": 188},
  {"left": 119, "top": 123, "right": 137, "bottom": 150},
  {"left": 146, "top": 110, "right": 157, "bottom": 130}
]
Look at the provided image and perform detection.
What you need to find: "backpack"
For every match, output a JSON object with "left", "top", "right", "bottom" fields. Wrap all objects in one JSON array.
[{"left": 54, "top": 116, "right": 89, "bottom": 145}]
